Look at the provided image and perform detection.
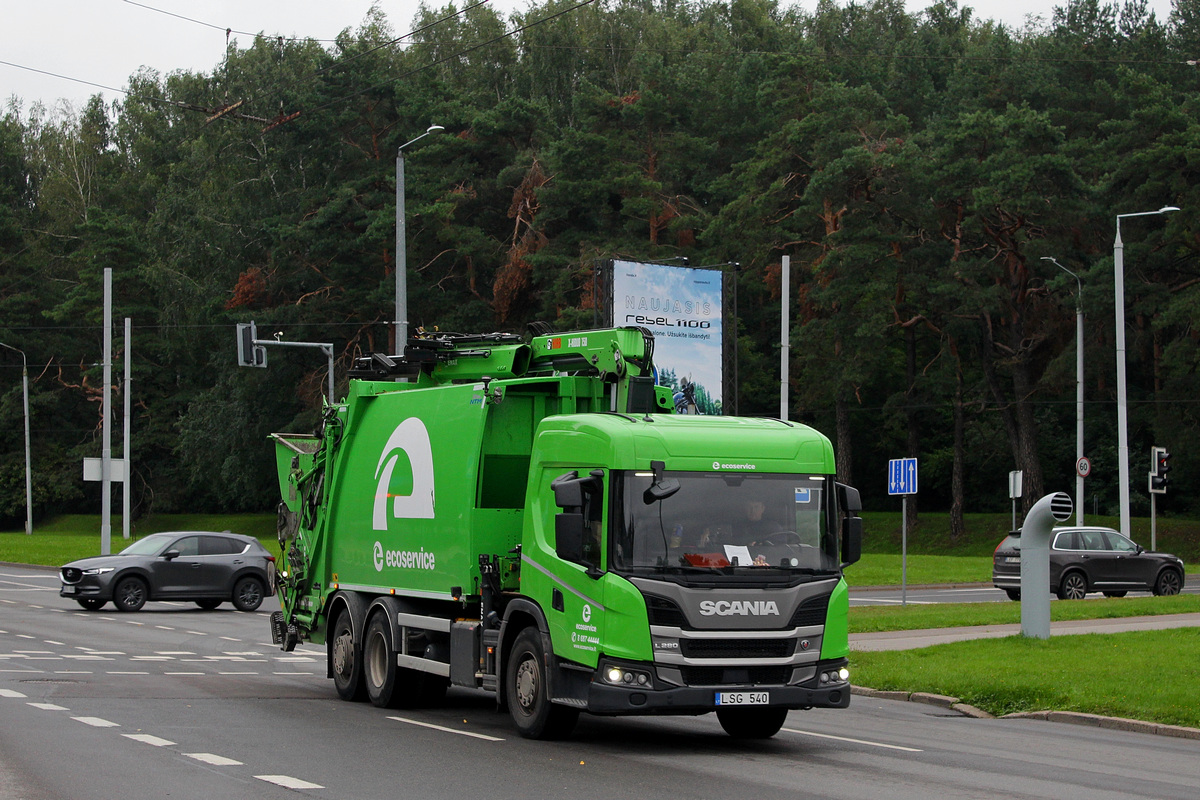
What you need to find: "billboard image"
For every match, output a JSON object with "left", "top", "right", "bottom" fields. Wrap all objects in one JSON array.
[{"left": 612, "top": 260, "right": 724, "bottom": 414}]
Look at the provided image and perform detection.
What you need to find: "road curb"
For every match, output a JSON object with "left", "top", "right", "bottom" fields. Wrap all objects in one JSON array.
[{"left": 853, "top": 686, "right": 1200, "bottom": 738}]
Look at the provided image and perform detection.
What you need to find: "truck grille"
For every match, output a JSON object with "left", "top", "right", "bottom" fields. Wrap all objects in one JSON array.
[
  {"left": 788, "top": 596, "right": 828, "bottom": 628},
  {"left": 645, "top": 595, "right": 688, "bottom": 627},
  {"left": 647, "top": 594, "right": 830, "bottom": 630},
  {"left": 680, "top": 666, "right": 791, "bottom": 686},
  {"left": 679, "top": 638, "right": 795, "bottom": 659}
]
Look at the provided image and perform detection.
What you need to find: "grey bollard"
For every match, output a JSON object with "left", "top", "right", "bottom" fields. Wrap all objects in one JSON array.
[{"left": 1020, "top": 492, "right": 1074, "bottom": 639}]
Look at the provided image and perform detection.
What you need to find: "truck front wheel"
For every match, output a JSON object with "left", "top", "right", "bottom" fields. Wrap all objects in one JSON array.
[
  {"left": 505, "top": 628, "right": 579, "bottom": 739},
  {"left": 330, "top": 608, "right": 366, "bottom": 702},
  {"left": 716, "top": 706, "right": 789, "bottom": 739}
]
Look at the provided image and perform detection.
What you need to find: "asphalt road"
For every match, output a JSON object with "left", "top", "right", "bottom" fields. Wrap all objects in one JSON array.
[{"left": 3, "top": 565, "right": 1199, "bottom": 800}]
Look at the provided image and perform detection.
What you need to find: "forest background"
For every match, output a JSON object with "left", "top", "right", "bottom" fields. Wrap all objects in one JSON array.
[{"left": 1, "top": 0, "right": 1198, "bottom": 541}]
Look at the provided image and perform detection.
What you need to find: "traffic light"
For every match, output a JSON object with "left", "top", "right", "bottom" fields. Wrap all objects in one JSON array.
[
  {"left": 1149, "top": 446, "right": 1171, "bottom": 494},
  {"left": 236, "top": 322, "right": 267, "bottom": 368}
]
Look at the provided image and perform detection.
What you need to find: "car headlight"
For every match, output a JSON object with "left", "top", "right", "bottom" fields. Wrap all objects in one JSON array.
[{"left": 81, "top": 567, "right": 114, "bottom": 576}]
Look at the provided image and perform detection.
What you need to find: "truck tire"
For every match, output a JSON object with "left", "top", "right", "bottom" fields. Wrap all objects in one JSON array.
[
  {"left": 330, "top": 607, "right": 366, "bottom": 702},
  {"left": 505, "top": 628, "right": 579, "bottom": 739},
  {"left": 716, "top": 706, "right": 788, "bottom": 739},
  {"left": 364, "top": 613, "right": 399, "bottom": 708}
]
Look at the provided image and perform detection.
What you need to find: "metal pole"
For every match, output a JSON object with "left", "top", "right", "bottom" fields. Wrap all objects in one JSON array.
[
  {"left": 101, "top": 268, "right": 112, "bottom": 555},
  {"left": 1114, "top": 207, "right": 1178, "bottom": 539},
  {"left": 901, "top": 495, "right": 907, "bottom": 607},
  {"left": 395, "top": 148, "right": 407, "bottom": 354},
  {"left": 123, "top": 317, "right": 131, "bottom": 540},
  {"left": 395, "top": 124, "right": 444, "bottom": 355},
  {"left": 780, "top": 255, "right": 789, "bottom": 421},
  {"left": 1075, "top": 303, "right": 1084, "bottom": 525},
  {"left": 22, "top": 358, "right": 31, "bottom": 535},
  {"left": 1151, "top": 493, "right": 1156, "bottom": 552}
]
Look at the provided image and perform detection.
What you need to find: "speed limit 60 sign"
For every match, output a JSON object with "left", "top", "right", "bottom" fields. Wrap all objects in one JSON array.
[{"left": 1076, "top": 456, "right": 1091, "bottom": 478}]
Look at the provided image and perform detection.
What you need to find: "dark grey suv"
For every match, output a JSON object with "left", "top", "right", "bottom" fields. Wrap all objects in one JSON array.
[
  {"left": 60, "top": 531, "right": 276, "bottom": 612},
  {"left": 993, "top": 526, "right": 1185, "bottom": 601}
]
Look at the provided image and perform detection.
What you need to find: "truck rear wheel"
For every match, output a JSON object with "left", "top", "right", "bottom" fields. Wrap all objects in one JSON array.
[
  {"left": 716, "top": 706, "right": 788, "bottom": 739},
  {"left": 364, "top": 613, "right": 399, "bottom": 708},
  {"left": 330, "top": 608, "right": 366, "bottom": 702},
  {"left": 505, "top": 628, "right": 579, "bottom": 739}
]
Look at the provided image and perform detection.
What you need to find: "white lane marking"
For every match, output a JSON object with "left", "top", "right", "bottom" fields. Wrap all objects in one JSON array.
[
  {"left": 782, "top": 727, "right": 923, "bottom": 752},
  {"left": 107, "top": 671, "right": 150, "bottom": 675},
  {"left": 275, "top": 657, "right": 317, "bottom": 662},
  {"left": 156, "top": 651, "right": 195, "bottom": 655},
  {"left": 132, "top": 656, "right": 174, "bottom": 661},
  {"left": 73, "top": 716, "right": 120, "bottom": 728},
  {"left": 0, "top": 668, "right": 41, "bottom": 674},
  {"left": 124, "top": 621, "right": 143, "bottom": 626},
  {"left": 42, "top": 639, "right": 64, "bottom": 645},
  {"left": 124, "top": 734, "right": 176, "bottom": 746},
  {"left": 219, "top": 636, "right": 241, "bottom": 642},
  {"left": 849, "top": 598, "right": 935, "bottom": 605},
  {"left": 165, "top": 672, "right": 206, "bottom": 676},
  {"left": 218, "top": 671, "right": 258, "bottom": 675},
  {"left": 15, "top": 635, "right": 35, "bottom": 639},
  {"left": 386, "top": 715, "right": 505, "bottom": 741},
  {"left": 256, "top": 775, "right": 324, "bottom": 790},
  {"left": 97, "top": 617, "right": 115, "bottom": 621},
  {"left": 28, "top": 702, "right": 68, "bottom": 711},
  {"left": 63, "top": 655, "right": 112, "bottom": 660},
  {"left": 273, "top": 672, "right": 318, "bottom": 676},
  {"left": 186, "top": 753, "right": 242, "bottom": 766},
  {"left": 155, "top": 626, "right": 175, "bottom": 631},
  {"left": 0, "top": 689, "right": 27, "bottom": 698},
  {"left": 55, "top": 671, "right": 93, "bottom": 675},
  {"left": 50, "top": 609, "right": 66, "bottom": 613},
  {"left": 186, "top": 631, "right": 207, "bottom": 636}
]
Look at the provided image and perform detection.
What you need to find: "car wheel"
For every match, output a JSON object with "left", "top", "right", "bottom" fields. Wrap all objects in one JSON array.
[
  {"left": 231, "top": 576, "right": 264, "bottom": 611},
  {"left": 329, "top": 607, "right": 366, "bottom": 702},
  {"left": 505, "top": 628, "right": 579, "bottom": 739},
  {"left": 1102, "top": 591, "right": 1127, "bottom": 598},
  {"left": 1057, "top": 571, "right": 1088, "bottom": 600},
  {"left": 76, "top": 598, "right": 106, "bottom": 611},
  {"left": 716, "top": 706, "right": 789, "bottom": 739},
  {"left": 112, "top": 576, "right": 147, "bottom": 612},
  {"left": 1004, "top": 589, "right": 1021, "bottom": 601},
  {"left": 1154, "top": 569, "right": 1182, "bottom": 597},
  {"left": 196, "top": 599, "right": 222, "bottom": 610}
]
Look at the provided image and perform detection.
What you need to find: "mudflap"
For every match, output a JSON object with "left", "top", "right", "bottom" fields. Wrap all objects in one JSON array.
[{"left": 271, "top": 611, "right": 299, "bottom": 652}]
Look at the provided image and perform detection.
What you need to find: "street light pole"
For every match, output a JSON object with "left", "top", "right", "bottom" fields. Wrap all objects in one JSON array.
[
  {"left": 1113, "top": 206, "right": 1178, "bottom": 538},
  {"left": 1042, "top": 257, "right": 1084, "bottom": 525},
  {"left": 395, "top": 124, "right": 444, "bottom": 353},
  {"left": 0, "top": 342, "right": 32, "bottom": 536}
]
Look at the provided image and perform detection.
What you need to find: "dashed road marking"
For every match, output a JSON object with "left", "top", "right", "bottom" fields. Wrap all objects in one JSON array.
[
  {"left": 123, "top": 733, "right": 175, "bottom": 746},
  {"left": 165, "top": 672, "right": 206, "bottom": 676},
  {"left": 782, "top": 727, "right": 923, "bottom": 752},
  {"left": 186, "top": 753, "right": 242, "bottom": 766},
  {"left": 0, "top": 689, "right": 27, "bottom": 698},
  {"left": 256, "top": 775, "right": 324, "bottom": 790},
  {"left": 73, "top": 716, "right": 120, "bottom": 728},
  {"left": 107, "top": 671, "right": 150, "bottom": 675},
  {"left": 28, "top": 702, "right": 68, "bottom": 711},
  {"left": 387, "top": 715, "right": 505, "bottom": 741}
]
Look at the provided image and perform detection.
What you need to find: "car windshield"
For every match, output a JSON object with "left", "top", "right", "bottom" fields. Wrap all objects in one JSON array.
[
  {"left": 118, "top": 535, "right": 173, "bottom": 556},
  {"left": 611, "top": 471, "right": 839, "bottom": 576}
]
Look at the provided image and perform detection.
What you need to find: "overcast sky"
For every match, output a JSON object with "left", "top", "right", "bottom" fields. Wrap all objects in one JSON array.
[{"left": 1, "top": 0, "right": 1180, "bottom": 112}]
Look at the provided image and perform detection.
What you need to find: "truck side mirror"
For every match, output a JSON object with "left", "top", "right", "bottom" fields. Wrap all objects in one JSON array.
[
  {"left": 836, "top": 482, "right": 862, "bottom": 514},
  {"left": 840, "top": 516, "right": 862, "bottom": 567}
]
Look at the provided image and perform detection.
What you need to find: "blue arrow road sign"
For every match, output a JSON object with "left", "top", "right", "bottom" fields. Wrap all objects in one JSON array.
[{"left": 888, "top": 458, "right": 918, "bottom": 496}]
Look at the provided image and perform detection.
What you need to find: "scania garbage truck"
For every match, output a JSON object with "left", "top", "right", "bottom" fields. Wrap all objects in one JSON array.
[{"left": 270, "top": 325, "right": 862, "bottom": 739}]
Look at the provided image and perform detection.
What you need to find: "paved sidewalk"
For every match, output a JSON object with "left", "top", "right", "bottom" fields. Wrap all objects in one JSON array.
[{"left": 849, "top": 612, "right": 1200, "bottom": 651}]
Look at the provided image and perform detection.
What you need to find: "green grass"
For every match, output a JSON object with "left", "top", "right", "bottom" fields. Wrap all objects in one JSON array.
[
  {"left": 849, "top": 595, "right": 1200, "bottom": 633},
  {"left": 851, "top": 629, "right": 1200, "bottom": 728},
  {"left": 0, "top": 513, "right": 277, "bottom": 566},
  {"left": 849, "top": 553, "right": 991, "bottom": 586}
]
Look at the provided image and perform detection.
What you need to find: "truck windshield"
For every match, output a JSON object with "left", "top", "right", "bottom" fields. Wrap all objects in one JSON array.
[{"left": 611, "top": 471, "right": 839, "bottom": 575}]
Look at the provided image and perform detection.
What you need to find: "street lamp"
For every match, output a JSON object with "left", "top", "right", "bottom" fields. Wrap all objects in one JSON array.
[
  {"left": 1113, "top": 205, "right": 1179, "bottom": 537},
  {"left": 395, "top": 124, "right": 445, "bottom": 353},
  {"left": 0, "top": 342, "right": 32, "bottom": 535},
  {"left": 1042, "top": 257, "right": 1085, "bottom": 525}
]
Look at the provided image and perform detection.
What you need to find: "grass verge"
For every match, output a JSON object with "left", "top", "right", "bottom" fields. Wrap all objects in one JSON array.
[
  {"left": 849, "top": 595, "right": 1200, "bottom": 633},
  {"left": 850, "top": 629, "right": 1200, "bottom": 728}
]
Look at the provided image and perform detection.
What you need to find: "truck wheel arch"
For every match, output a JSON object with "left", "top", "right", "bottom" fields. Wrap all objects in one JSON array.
[{"left": 497, "top": 598, "right": 551, "bottom": 710}]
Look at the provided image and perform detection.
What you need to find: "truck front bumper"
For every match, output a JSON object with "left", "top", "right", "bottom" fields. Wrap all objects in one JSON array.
[{"left": 577, "top": 656, "right": 851, "bottom": 715}]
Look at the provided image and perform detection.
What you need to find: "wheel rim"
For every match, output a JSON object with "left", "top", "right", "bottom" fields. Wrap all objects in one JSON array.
[
  {"left": 239, "top": 581, "right": 261, "bottom": 606},
  {"left": 1064, "top": 574, "right": 1086, "bottom": 599},
  {"left": 1160, "top": 572, "right": 1181, "bottom": 595},
  {"left": 514, "top": 655, "right": 538, "bottom": 715},
  {"left": 365, "top": 631, "right": 387, "bottom": 688},
  {"left": 120, "top": 582, "right": 144, "bottom": 607},
  {"left": 333, "top": 630, "right": 354, "bottom": 678}
]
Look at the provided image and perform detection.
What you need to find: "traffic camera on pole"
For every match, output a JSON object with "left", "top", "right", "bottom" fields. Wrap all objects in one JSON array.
[{"left": 1149, "top": 446, "right": 1170, "bottom": 494}]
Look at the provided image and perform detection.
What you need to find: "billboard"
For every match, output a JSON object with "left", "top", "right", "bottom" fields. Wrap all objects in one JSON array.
[{"left": 611, "top": 260, "right": 724, "bottom": 414}]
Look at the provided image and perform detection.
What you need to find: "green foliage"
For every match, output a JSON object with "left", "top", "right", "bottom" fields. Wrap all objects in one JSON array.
[{"left": 1, "top": 0, "right": 1198, "bottom": 521}]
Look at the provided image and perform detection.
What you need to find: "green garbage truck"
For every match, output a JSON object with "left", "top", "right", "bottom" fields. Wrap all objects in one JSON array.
[{"left": 270, "top": 325, "right": 862, "bottom": 739}]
